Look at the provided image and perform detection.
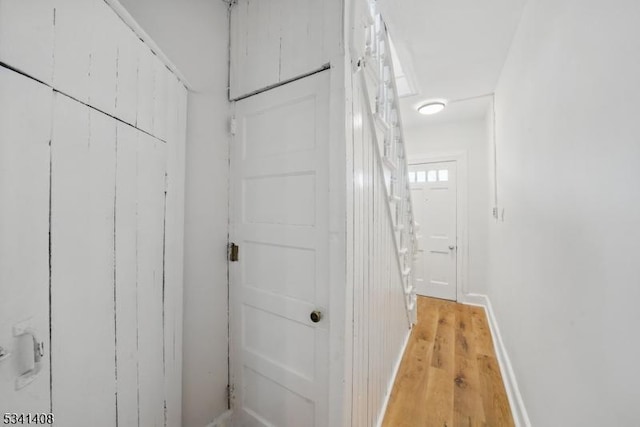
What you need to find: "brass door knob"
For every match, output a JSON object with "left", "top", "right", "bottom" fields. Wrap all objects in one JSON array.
[{"left": 310, "top": 310, "right": 323, "bottom": 323}]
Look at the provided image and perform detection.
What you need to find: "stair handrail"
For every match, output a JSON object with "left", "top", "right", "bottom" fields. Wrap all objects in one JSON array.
[{"left": 353, "top": 3, "right": 418, "bottom": 324}]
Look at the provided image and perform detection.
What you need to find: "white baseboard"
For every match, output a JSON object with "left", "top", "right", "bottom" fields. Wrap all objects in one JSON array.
[
  {"left": 460, "top": 293, "right": 487, "bottom": 307},
  {"left": 462, "top": 293, "right": 531, "bottom": 427},
  {"left": 206, "top": 409, "right": 233, "bottom": 427},
  {"left": 375, "top": 326, "right": 412, "bottom": 427}
]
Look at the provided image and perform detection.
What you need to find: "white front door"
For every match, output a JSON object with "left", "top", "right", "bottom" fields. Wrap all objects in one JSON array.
[
  {"left": 229, "top": 72, "right": 330, "bottom": 427},
  {"left": 410, "top": 161, "right": 457, "bottom": 301}
]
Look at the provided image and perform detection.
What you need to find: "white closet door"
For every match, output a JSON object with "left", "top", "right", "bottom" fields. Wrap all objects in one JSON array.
[
  {"left": 115, "top": 124, "right": 173, "bottom": 427},
  {"left": 136, "top": 133, "right": 167, "bottom": 427},
  {"left": 114, "top": 122, "right": 140, "bottom": 427},
  {"left": 230, "top": 71, "right": 330, "bottom": 427},
  {"left": 50, "top": 95, "right": 117, "bottom": 426},
  {"left": 0, "top": 68, "right": 52, "bottom": 414}
]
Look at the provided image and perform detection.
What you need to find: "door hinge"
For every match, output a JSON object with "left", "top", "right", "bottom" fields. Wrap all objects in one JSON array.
[
  {"left": 229, "top": 242, "right": 239, "bottom": 262},
  {"left": 164, "top": 172, "right": 169, "bottom": 193},
  {"left": 229, "top": 116, "right": 237, "bottom": 136}
]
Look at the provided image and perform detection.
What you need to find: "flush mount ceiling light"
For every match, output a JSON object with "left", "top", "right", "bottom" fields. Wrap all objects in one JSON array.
[{"left": 417, "top": 101, "right": 446, "bottom": 115}]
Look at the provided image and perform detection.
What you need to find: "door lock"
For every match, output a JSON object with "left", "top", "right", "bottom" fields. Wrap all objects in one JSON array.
[{"left": 449, "top": 245, "right": 455, "bottom": 250}]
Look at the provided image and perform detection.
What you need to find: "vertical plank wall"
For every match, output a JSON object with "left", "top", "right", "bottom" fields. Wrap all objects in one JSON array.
[
  {"left": 0, "top": 0, "right": 187, "bottom": 425},
  {"left": 348, "top": 70, "right": 412, "bottom": 427},
  {"left": 229, "top": 0, "right": 341, "bottom": 99}
]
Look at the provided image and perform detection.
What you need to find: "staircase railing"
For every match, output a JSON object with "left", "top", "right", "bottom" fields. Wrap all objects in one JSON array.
[{"left": 356, "top": 4, "right": 418, "bottom": 325}]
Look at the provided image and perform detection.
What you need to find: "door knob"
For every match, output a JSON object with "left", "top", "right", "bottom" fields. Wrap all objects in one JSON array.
[
  {"left": 449, "top": 245, "right": 455, "bottom": 250},
  {"left": 310, "top": 310, "right": 323, "bottom": 323}
]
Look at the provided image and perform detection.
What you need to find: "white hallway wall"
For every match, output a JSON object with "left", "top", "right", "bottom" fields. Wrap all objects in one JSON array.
[
  {"left": 116, "top": 1, "right": 230, "bottom": 425},
  {"left": 489, "top": 0, "right": 640, "bottom": 425},
  {"left": 404, "top": 118, "right": 490, "bottom": 296}
]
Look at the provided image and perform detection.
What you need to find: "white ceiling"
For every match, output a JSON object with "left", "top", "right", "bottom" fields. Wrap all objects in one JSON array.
[{"left": 378, "top": 0, "right": 527, "bottom": 127}]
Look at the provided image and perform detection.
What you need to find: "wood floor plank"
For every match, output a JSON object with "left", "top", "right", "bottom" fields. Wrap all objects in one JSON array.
[
  {"left": 469, "top": 306, "right": 494, "bottom": 357},
  {"left": 417, "top": 295, "right": 440, "bottom": 342},
  {"left": 453, "top": 306, "right": 486, "bottom": 426},
  {"left": 383, "top": 297, "right": 514, "bottom": 427},
  {"left": 477, "top": 354, "right": 515, "bottom": 427},
  {"left": 422, "top": 300, "right": 456, "bottom": 426},
  {"left": 424, "top": 367, "right": 454, "bottom": 427},
  {"left": 430, "top": 301, "right": 456, "bottom": 373}
]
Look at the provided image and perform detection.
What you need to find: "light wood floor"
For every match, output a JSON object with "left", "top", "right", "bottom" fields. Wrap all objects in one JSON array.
[{"left": 382, "top": 297, "right": 514, "bottom": 427}]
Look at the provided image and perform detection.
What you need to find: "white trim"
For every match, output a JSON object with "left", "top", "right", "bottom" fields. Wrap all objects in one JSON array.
[
  {"left": 409, "top": 151, "right": 469, "bottom": 303},
  {"left": 462, "top": 294, "right": 531, "bottom": 427},
  {"left": 206, "top": 409, "right": 233, "bottom": 427},
  {"left": 104, "top": 0, "right": 193, "bottom": 89},
  {"left": 328, "top": 54, "right": 350, "bottom": 427},
  {"left": 460, "top": 293, "right": 486, "bottom": 307},
  {"left": 375, "top": 326, "right": 412, "bottom": 427}
]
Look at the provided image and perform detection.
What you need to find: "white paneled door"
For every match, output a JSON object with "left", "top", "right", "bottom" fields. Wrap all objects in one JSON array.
[
  {"left": 0, "top": 68, "right": 52, "bottom": 415},
  {"left": 410, "top": 161, "right": 458, "bottom": 301},
  {"left": 230, "top": 72, "right": 330, "bottom": 427}
]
